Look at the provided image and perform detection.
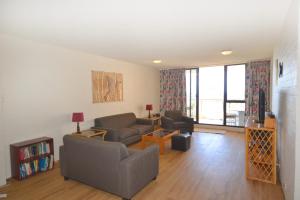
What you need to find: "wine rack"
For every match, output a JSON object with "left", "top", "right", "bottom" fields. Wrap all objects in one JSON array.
[{"left": 245, "top": 118, "right": 276, "bottom": 184}]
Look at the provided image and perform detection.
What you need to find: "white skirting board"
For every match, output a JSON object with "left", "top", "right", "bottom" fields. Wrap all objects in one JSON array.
[{"left": 194, "top": 124, "right": 244, "bottom": 133}]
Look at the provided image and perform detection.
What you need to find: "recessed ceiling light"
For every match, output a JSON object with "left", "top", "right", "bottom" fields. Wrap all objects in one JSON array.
[
  {"left": 153, "top": 60, "right": 162, "bottom": 64},
  {"left": 221, "top": 50, "right": 233, "bottom": 55}
]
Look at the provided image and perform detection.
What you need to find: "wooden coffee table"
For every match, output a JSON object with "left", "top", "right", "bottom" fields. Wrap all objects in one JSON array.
[{"left": 141, "top": 129, "right": 180, "bottom": 154}]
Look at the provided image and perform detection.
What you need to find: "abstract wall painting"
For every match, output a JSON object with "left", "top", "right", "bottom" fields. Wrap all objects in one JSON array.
[{"left": 92, "top": 71, "right": 123, "bottom": 103}]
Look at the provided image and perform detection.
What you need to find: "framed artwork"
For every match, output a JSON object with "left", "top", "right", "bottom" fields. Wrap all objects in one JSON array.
[{"left": 92, "top": 71, "right": 123, "bottom": 103}]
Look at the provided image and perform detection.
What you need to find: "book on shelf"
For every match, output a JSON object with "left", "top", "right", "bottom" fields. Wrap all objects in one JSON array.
[
  {"left": 49, "top": 155, "right": 54, "bottom": 169},
  {"left": 39, "top": 157, "right": 49, "bottom": 172},
  {"left": 19, "top": 164, "right": 26, "bottom": 178},
  {"left": 18, "top": 155, "right": 53, "bottom": 178},
  {"left": 19, "top": 142, "right": 51, "bottom": 161}
]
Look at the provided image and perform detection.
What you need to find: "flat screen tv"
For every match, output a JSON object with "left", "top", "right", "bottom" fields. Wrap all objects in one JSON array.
[{"left": 258, "top": 89, "right": 265, "bottom": 124}]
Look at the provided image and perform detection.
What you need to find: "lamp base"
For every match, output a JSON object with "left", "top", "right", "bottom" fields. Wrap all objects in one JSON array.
[{"left": 76, "top": 122, "right": 81, "bottom": 134}]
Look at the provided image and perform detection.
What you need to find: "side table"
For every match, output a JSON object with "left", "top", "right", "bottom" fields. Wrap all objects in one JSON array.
[
  {"left": 143, "top": 116, "right": 161, "bottom": 130},
  {"left": 72, "top": 129, "right": 107, "bottom": 140}
]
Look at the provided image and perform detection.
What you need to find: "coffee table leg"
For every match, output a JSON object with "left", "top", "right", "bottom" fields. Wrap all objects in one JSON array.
[
  {"left": 141, "top": 139, "right": 146, "bottom": 149},
  {"left": 159, "top": 141, "right": 165, "bottom": 154}
]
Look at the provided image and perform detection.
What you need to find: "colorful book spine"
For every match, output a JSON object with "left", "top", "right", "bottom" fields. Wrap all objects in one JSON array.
[
  {"left": 43, "top": 143, "right": 47, "bottom": 154},
  {"left": 24, "top": 163, "right": 32, "bottom": 176},
  {"left": 19, "top": 164, "right": 26, "bottom": 179},
  {"left": 49, "top": 155, "right": 54, "bottom": 169},
  {"left": 19, "top": 148, "right": 25, "bottom": 160},
  {"left": 24, "top": 148, "right": 30, "bottom": 159},
  {"left": 30, "top": 162, "right": 35, "bottom": 175},
  {"left": 46, "top": 143, "right": 50, "bottom": 154}
]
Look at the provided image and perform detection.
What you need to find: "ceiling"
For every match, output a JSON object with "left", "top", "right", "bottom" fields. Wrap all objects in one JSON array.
[{"left": 0, "top": 0, "right": 292, "bottom": 68}]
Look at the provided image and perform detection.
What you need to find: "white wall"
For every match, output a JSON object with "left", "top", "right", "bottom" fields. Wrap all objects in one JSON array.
[
  {"left": 271, "top": 0, "right": 298, "bottom": 199},
  {"left": 0, "top": 132, "right": 5, "bottom": 186},
  {"left": 295, "top": 64, "right": 300, "bottom": 197},
  {"left": 0, "top": 61, "right": 6, "bottom": 186},
  {"left": 0, "top": 34, "right": 160, "bottom": 180},
  {"left": 294, "top": 4, "right": 300, "bottom": 199}
]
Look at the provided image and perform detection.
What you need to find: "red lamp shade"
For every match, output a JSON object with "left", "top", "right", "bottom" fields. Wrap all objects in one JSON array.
[
  {"left": 72, "top": 112, "right": 84, "bottom": 122},
  {"left": 146, "top": 104, "right": 153, "bottom": 111}
]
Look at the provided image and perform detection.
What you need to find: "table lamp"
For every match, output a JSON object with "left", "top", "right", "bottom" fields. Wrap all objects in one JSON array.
[
  {"left": 146, "top": 104, "right": 153, "bottom": 118},
  {"left": 72, "top": 112, "right": 84, "bottom": 133}
]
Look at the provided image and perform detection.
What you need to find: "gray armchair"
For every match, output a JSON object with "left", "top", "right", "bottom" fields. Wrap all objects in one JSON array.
[
  {"left": 60, "top": 135, "right": 159, "bottom": 200},
  {"left": 161, "top": 110, "right": 194, "bottom": 134}
]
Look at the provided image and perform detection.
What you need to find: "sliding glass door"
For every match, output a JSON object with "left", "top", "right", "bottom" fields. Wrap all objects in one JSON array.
[
  {"left": 198, "top": 66, "right": 224, "bottom": 125},
  {"left": 186, "top": 69, "right": 198, "bottom": 121},
  {"left": 185, "top": 64, "right": 246, "bottom": 127},
  {"left": 225, "top": 64, "right": 246, "bottom": 126}
]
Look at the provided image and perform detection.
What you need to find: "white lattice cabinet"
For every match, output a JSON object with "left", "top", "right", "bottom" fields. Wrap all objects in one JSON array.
[{"left": 245, "top": 117, "right": 277, "bottom": 184}]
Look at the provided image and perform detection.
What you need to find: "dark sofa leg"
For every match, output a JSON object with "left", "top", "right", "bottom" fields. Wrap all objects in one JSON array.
[
  {"left": 122, "top": 198, "right": 131, "bottom": 200},
  {"left": 153, "top": 176, "right": 157, "bottom": 180},
  {"left": 64, "top": 176, "right": 69, "bottom": 181}
]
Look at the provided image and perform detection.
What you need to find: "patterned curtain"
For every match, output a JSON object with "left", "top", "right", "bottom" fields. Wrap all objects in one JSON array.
[
  {"left": 160, "top": 69, "right": 186, "bottom": 114},
  {"left": 245, "top": 60, "right": 271, "bottom": 117}
]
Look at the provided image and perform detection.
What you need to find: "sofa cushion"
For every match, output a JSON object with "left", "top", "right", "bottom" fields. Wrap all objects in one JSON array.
[
  {"left": 165, "top": 110, "right": 183, "bottom": 121},
  {"left": 95, "top": 113, "right": 137, "bottom": 129},
  {"left": 119, "top": 128, "right": 139, "bottom": 139},
  {"left": 130, "top": 124, "right": 153, "bottom": 135},
  {"left": 173, "top": 121, "right": 190, "bottom": 128}
]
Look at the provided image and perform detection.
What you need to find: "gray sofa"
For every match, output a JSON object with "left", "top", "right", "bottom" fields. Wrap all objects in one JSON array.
[
  {"left": 60, "top": 135, "right": 159, "bottom": 200},
  {"left": 94, "top": 113, "right": 154, "bottom": 145}
]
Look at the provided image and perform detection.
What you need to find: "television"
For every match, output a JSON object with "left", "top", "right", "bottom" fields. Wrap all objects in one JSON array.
[{"left": 258, "top": 89, "right": 265, "bottom": 124}]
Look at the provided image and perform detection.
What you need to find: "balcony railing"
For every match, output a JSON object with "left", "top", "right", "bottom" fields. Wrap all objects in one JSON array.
[{"left": 187, "top": 99, "right": 245, "bottom": 126}]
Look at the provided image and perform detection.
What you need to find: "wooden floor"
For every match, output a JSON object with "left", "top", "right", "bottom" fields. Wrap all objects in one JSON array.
[{"left": 0, "top": 130, "right": 284, "bottom": 200}]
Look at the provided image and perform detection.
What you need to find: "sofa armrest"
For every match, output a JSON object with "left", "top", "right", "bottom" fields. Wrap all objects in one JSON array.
[
  {"left": 136, "top": 118, "right": 153, "bottom": 125},
  {"left": 101, "top": 128, "right": 121, "bottom": 141},
  {"left": 161, "top": 116, "right": 174, "bottom": 129},
  {"left": 119, "top": 145, "right": 159, "bottom": 199},
  {"left": 91, "top": 127, "right": 120, "bottom": 141},
  {"left": 182, "top": 116, "right": 194, "bottom": 123}
]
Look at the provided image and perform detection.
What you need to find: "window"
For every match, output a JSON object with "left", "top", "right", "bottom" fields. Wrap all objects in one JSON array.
[
  {"left": 185, "top": 69, "right": 198, "bottom": 121},
  {"left": 227, "top": 65, "right": 245, "bottom": 100},
  {"left": 198, "top": 66, "right": 224, "bottom": 125},
  {"left": 225, "top": 64, "right": 246, "bottom": 126},
  {"left": 185, "top": 64, "right": 246, "bottom": 127}
]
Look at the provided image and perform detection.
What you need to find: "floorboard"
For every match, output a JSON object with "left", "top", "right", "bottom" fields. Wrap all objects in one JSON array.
[{"left": 0, "top": 131, "right": 284, "bottom": 200}]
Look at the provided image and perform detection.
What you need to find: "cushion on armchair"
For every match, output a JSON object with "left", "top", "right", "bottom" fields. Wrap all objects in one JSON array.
[
  {"left": 95, "top": 113, "right": 137, "bottom": 129},
  {"left": 173, "top": 121, "right": 190, "bottom": 128},
  {"left": 130, "top": 124, "right": 153, "bottom": 135},
  {"left": 165, "top": 110, "right": 183, "bottom": 121},
  {"left": 162, "top": 110, "right": 194, "bottom": 134},
  {"left": 118, "top": 128, "right": 139, "bottom": 140}
]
